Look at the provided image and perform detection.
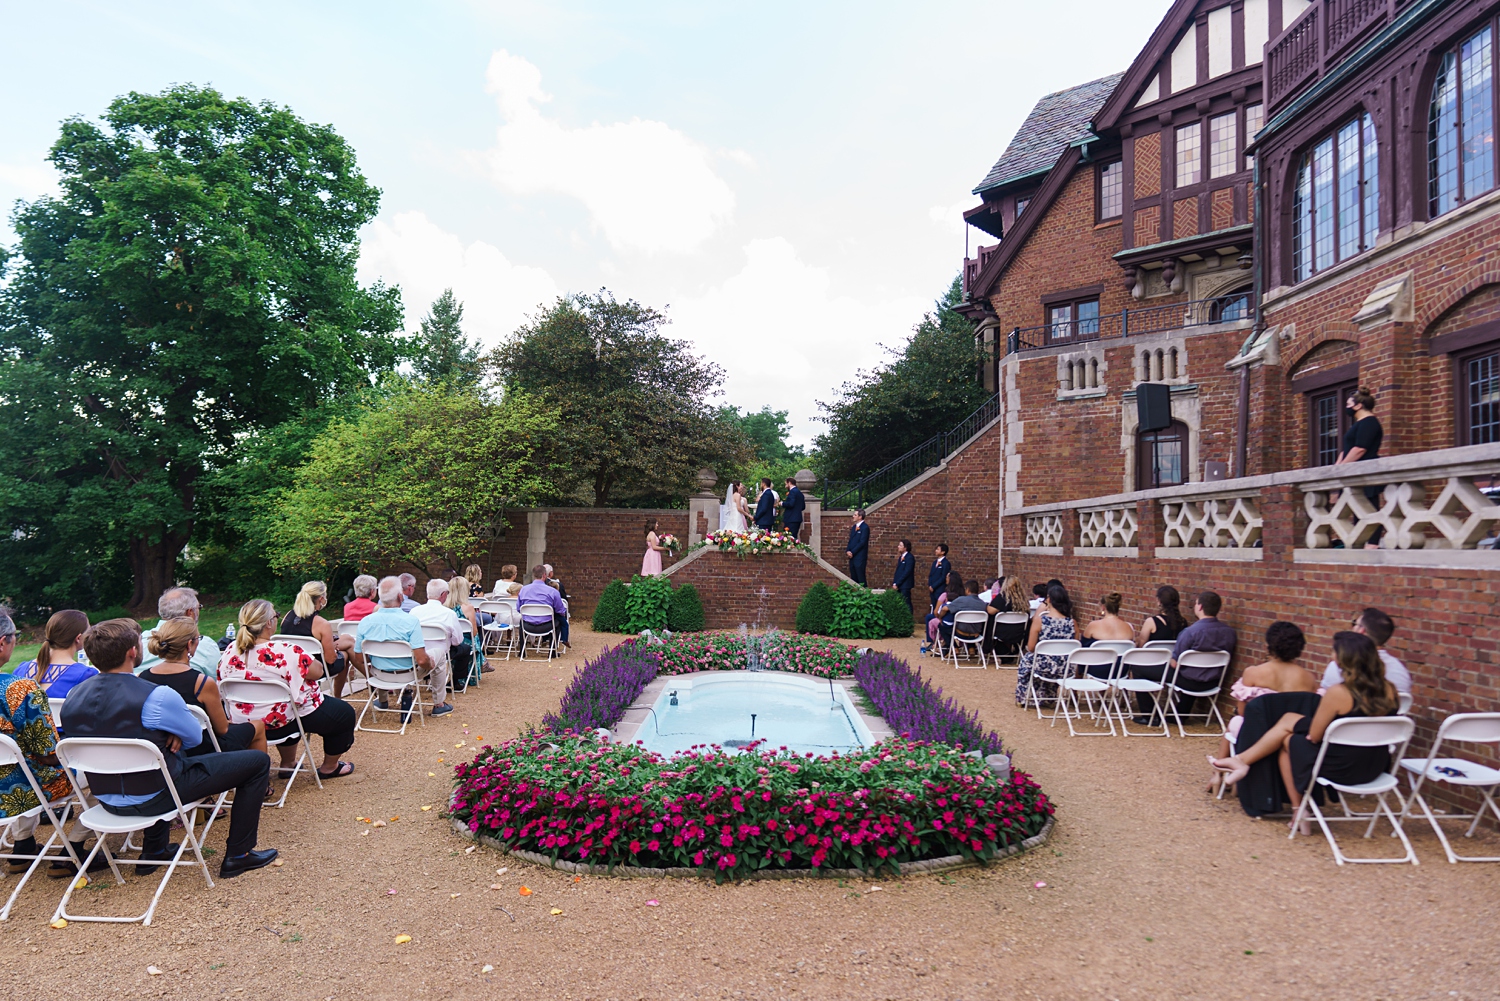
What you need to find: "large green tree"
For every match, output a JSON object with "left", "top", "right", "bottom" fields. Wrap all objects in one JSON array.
[
  {"left": 489, "top": 291, "right": 751, "bottom": 506},
  {"left": 266, "top": 383, "right": 558, "bottom": 577},
  {"left": 0, "top": 85, "right": 404, "bottom": 614},
  {"left": 413, "top": 288, "right": 482, "bottom": 388},
  {"left": 718, "top": 404, "right": 809, "bottom": 488},
  {"left": 814, "top": 275, "right": 988, "bottom": 480}
]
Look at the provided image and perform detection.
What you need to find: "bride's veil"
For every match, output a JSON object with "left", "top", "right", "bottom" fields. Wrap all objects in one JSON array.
[{"left": 719, "top": 482, "right": 735, "bottom": 530}]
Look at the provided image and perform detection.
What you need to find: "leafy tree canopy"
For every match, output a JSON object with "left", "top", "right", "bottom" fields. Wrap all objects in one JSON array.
[
  {"left": 488, "top": 290, "right": 752, "bottom": 507},
  {"left": 813, "top": 275, "right": 987, "bottom": 480},
  {"left": 266, "top": 383, "right": 559, "bottom": 578},
  {"left": 718, "top": 405, "right": 809, "bottom": 489},
  {"left": 413, "top": 288, "right": 483, "bottom": 388},
  {"left": 0, "top": 84, "right": 405, "bottom": 613}
]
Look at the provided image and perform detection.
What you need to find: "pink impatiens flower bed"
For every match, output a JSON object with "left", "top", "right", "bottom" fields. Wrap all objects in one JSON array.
[{"left": 451, "top": 733, "right": 1052, "bottom": 880}]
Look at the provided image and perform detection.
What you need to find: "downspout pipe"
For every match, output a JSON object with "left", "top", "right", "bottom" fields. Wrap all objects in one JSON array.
[{"left": 1235, "top": 157, "right": 1265, "bottom": 479}]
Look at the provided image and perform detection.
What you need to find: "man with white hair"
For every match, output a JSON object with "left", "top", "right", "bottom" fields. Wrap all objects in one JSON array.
[
  {"left": 137, "top": 587, "right": 221, "bottom": 678},
  {"left": 398, "top": 573, "right": 419, "bottom": 612},
  {"left": 410, "top": 578, "right": 461, "bottom": 717},
  {"left": 354, "top": 576, "right": 432, "bottom": 721}
]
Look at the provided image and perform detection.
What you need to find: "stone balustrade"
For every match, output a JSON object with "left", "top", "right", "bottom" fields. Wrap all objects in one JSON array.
[
  {"left": 1024, "top": 513, "right": 1064, "bottom": 549},
  {"left": 1077, "top": 505, "right": 1138, "bottom": 549},
  {"left": 1161, "top": 495, "right": 1263, "bottom": 549}
]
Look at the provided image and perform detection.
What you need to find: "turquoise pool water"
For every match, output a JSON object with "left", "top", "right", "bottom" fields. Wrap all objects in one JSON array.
[{"left": 637, "top": 672, "right": 869, "bottom": 758}]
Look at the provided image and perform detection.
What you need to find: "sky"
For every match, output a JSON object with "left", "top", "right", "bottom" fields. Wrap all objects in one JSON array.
[{"left": 0, "top": 0, "right": 1167, "bottom": 444}]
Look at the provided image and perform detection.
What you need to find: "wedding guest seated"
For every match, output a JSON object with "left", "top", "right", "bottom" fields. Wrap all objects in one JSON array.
[
  {"left": 987, "top": 576, "right": 1028, "bottom": 615},
  {"left": 355, "top": 577, "right": 433, "bottom": 720},
  {"left": 1028, "top": 583, "right": 1048, "bottom": 612},
  {"left": 491, "top": 565, "right": 522, "bottom": 600},
  {"left": 464, "top": 564, "right": 486, "bottom": 598},
  {"left": 1211, "top": 631, "right": 1398, "bottom": 831},
  {"left": 444, "top": 576, "right": 488, "bottom": 676},
  {"left": 63, "top": 618, "right": 278, "bottom": 879},
  {"left": 937, "top": 580, "right": 988, "bottom": 650},
  {"left": 281, "top": 580, "right": 356, "bottom": 698},
  {"left": 1210, "top": 621, "right": 1318, "bottom": 782},
  {"left": 398, "top": 573, "right": 419, "bottom": 611},
  {"left": 985, "top": 576, "right": 1031, "bottom": 660},
  {"left": 13, "top": 609, "right": 97, "bottom": 700},
  {"left": 342, "top": 575, "right": 379, "bottom": 622},
  {"left": 1169, "top": 590, "right": 1237, "bottom": 714},
  {"left": 1016, "top": 584, "right": 1078, "bottom": 706},
  {"left": 1081, "top": 592, "right": 1135, "bottom": 646},
  {"left": 543, "top": 564, "right": 570, "bottom": 604},
  {"left": 1135, "top": 584, "right": 1189, "bottom": 646},
  {"left": 141, "top": 617, "right": 267, "bottom": 755},
  {"left": 220, "top": 600, "right": 357, "bottom": 780},
  {"left": 519, "top": 565, "right": 570, "bottom": 652},
  {"left": 138, "top": 587, "right": 221, "bottom": 677},
  {"left": 1320, "top": 607, "right": 1410, "bottom": 695},
  {"left": 921, "top": 571, "right": 963, "bottom": 655},
  {"left": 411, "top": 579, "right": 461, "bottom": 716}
]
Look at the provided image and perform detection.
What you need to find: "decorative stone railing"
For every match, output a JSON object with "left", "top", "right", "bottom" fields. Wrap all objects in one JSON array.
[
  {"left": 1077, "top": 505, "right": 1138, "bottom": 549},
  {"left": 1008, "top": 443, "right": 1500, "bottom": 567},
  {"left": 1024, "top": 513, "right": 1064, "bottom": 548}
]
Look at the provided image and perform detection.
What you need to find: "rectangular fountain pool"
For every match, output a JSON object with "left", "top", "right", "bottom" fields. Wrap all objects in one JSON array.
[{"left": 636, "top": 671, "right": 875, "bottom": 758}]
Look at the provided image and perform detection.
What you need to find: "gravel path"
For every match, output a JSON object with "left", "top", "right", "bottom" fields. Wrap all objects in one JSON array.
[{"left": 2, "top": 628, "right": 1496, "bottom": 999}]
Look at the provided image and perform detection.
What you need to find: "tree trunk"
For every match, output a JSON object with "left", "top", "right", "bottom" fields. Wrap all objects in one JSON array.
[{"left": 126, "top": 527, "right": 192, "bottom": 619}]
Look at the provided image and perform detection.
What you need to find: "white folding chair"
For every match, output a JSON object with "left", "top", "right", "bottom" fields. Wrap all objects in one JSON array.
[
  {"left": 51, "top": 737, "right": 216, "bottom": 926},
  {"left": 1143, "top": 639, "right": 1177, "bottom": 651},
  {"left": 479, "top": 600, "right": 516, "bottom": 661},
  {"left": 1289, "top": 715, "right": 1417, "bottom": 866},
  {"left": 452, "top": 618, "right": 478, "bottom": 694},
  {"left": 356, "top": 640, "right": 425, "bottom": 735},
  {"left": 219, "top": 677, "right": 323, "bottom": 808},
  {"left": 1022, "top": 639, "right": 1080, "bottom": 718},
  {"left": 419, "top": 622, "right": 455, "bottom": 704},
  {"left": 1167, "top": 650, "right": 1231, "bottom": 737},
  {"left": 337, "top": 621, "right": 372, "bottom": 701},
  {"left": 990, "top": 612, "right": 1029, "bottom": 668},
  {"left": 1110, "top": 648, "right": 1173, "bottom": 737},
  {"left": 1397, "top": 691, "right": 1413, "bottom": 716},
  {"left": 1051, "top": 648, "right": 1118, "bottom": 736},
  {"left": 0, "top": 735, "right": 83, "bottom": 920},
  {"left": 1399, "top": 712, "right": 1500, "bottom": 863},
  {"left": 518, "top": 603, "right": 558, "bottom": 662},
  {"left": 949, "top": 611, "right": 989, "bottom": 669}
]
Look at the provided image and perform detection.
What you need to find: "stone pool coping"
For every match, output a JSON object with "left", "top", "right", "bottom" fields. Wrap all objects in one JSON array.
[
  {"left": 612, "top": 671, "right": 895, "bottom": 749},
  {"left": 449, "top": 815, "right": 1054, "bottom": 880}
]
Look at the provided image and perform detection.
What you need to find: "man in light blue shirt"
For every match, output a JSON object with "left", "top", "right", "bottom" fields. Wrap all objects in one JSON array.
[
  {"left": 355, "top": 576, "right": 432, "bottom": 716},
  {"left": 137, "top": 587, "right": 221, "bottom": 678},
  {"left": 62, "top": 619, "right": 277, "bottom": 879},
  {"left": 398, "top": 573, "right": 419, "bottom": 612}
]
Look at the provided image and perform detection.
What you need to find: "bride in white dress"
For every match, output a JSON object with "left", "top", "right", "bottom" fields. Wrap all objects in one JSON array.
[{"left": 719, "top": 481, "right": 749, "bottom": 532}]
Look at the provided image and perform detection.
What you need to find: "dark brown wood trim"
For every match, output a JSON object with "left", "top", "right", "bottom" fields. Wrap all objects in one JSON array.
[
  {"left": 1452, "top": 339, "right": 1500, "bottom": 446},
  {"left": 1094, "top": 0, "right": 1201, "bottom": 131},
  {"left": 1428, "top": 319, "right": 1500, "bottom": 357},
  {"left": 1041, "top": 284, "right": 1106, "bottom": 306},
  {"left": 969, "top": 147, "right": 1083, "bottom": 299},
  {"left": 1290, "top": 361, "right": 1359, "bottom": 394}
]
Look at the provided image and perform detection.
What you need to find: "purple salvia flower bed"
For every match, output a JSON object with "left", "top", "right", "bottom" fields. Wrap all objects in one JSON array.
[
  {"left": 542, "top": 645, "right": 659, "bottom": 734},
  {"left": 853, "top": 651, "right": 1004, "bottom": 757}
]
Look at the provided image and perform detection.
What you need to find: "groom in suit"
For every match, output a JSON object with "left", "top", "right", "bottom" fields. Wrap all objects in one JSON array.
[
  {"left": 753, "top": 478, "right": 777, "bottom": 530},
  {"left": 845, "top": 509, "right": 870, "bottom": 584},
  {"left": 781, "top": 477, "right": 805, "bottom": 541}
]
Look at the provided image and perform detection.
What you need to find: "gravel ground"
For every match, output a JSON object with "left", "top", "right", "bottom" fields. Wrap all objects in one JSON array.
[{"left": 2, "top": 627, "right": 1497, "bottom": 1000}]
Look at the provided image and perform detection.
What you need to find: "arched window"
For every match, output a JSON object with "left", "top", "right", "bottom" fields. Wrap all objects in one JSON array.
[
  {"left": 1210, "top": 288, "right": 1252, "bottom": 322},
  {"left": 1137, "top": 420, "right": 1189, "bottom": 490},
  {"left": 1293, "top": 113, "right": 1378, "bottom": 282},
  {"left": 1429, "top": 24, "right": 1496, "bottom": 218}
]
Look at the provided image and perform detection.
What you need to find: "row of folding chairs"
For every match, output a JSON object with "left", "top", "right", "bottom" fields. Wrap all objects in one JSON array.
[{"left": 945, "top": 611, "right": 1031, "bottom": 669}]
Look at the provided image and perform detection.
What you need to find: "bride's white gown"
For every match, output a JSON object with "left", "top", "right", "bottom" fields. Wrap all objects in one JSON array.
[{"left": 719, "top": 487, "right": 748, "bottom": 532}]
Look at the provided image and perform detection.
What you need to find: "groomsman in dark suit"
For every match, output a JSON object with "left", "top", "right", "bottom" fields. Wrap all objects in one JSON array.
[
  {"left": 845, "top": 509, "right": 870, "bottom": 584},
  {"left": 781, "top": 477, "right": 805, "bottom": 541},
  {"left": 928, "top": 544, "right": 951, "bottom": 613},
  {"left": 891, "top": 539, "right": 915, "bottom": 609},
  {"left": 753, "top": 478, "right": 777, "bottom": 530}
]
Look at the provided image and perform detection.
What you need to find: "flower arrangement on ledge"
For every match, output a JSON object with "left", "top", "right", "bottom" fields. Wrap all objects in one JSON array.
[
  {"left": 647, "top": 632, "right": 858, "bottom": 678},
  {"left": 688, "top": 528, "right": 813, "bottom": 558},
  {"left": 451, "top": 732, "right": 1052, "bottom": 880}
]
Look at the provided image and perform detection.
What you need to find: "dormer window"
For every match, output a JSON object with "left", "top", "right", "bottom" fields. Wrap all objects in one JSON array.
[{"left": 1098, "top": 161, "right": 1123, "bottom": 220}]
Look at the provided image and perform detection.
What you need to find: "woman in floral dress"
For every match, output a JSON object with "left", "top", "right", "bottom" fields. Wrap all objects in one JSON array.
[{"left": 1016, "top": 583, "right": 1079, "bottom": 706}]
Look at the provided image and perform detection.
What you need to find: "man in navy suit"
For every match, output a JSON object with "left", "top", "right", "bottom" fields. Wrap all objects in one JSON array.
[
  {"left": 845, "top": 509, "right": 870, "bottom": 584},
  {"left": 781, "top": 477, "right": 805, "bottom": 541},
  {"left": 891, "top": 539, "right": 915, "bottom": 609},
  {"left": 753, "top": 478, "right": 777, "bottom": 530},
  {"left": 928, "top": 543, "right": 951, "bottom": 613}
]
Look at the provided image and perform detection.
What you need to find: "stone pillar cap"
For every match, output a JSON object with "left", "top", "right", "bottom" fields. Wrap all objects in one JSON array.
[
  {"left": 694, "top": 468, "right": 718, "bottom": 495},
  {"left": 794, "top": 469, "right": 817, "bottom": 493}
]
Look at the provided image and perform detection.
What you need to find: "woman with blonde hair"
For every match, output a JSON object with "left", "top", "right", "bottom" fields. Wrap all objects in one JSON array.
[
  {"left": 219, "top": 599, "right": 357, "bottom": 781},
  {"left": 142, "top": 617, "right": 266, "bottom": 756},
  {"left": 280, "top": 581, "right": 356, "bottom": 698},
  {"left": 445, "top": 576, "right": 483, "bottom": 681},
  {"left": 464, "top": 565, "right": 485, "bottom": 598},
  {"left": 13, "top": 609, "right": 97, "bottom": 699}
]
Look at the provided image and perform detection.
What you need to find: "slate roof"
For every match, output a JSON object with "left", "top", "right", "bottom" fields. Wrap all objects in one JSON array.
[{"left": 971, "top": 72, "right": 1125, "bottom": 195}]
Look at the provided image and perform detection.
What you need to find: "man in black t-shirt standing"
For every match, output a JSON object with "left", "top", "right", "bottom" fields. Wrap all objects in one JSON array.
[{"left": 1334, "top": 386, "right": 1384, "bottom": 548}]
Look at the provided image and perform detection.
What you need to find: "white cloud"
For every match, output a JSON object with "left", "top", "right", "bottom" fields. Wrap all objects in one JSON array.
[
  {"left": 0, "top": 163, "right": 58, "bottom": 200},
  {"left": 482, "top": 50, "right": 735, "bottom": 254},
  {"left": 670, "top": 238, "right": 930, "bottom": 444},
  {"left": 928, "top": 200, "right": 972, "bottom": 235},
  {"left": 358, "top": 210, "right": 560, "bottom": 348}
]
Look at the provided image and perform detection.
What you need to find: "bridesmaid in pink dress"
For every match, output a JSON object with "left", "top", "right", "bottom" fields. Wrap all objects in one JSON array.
[{"left": 641, "top": 519, "right": 666, "bottom": 576}]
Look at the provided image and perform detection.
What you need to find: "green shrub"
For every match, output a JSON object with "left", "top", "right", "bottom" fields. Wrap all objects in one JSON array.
[
  {"left": 592, "top": 578, "right": 629, "bottom": 632},
  {"left": 623, "top": 574, "right": 673, "bottom": 633},
  {"left": 829, "top": 581, "right": 886, "bottom": 639},
  {"left": 667, "top": 581, "right": 705, "bottom": 632},
  {"left": 879, "top": 588, "right": 914, "bottom": 637},
  {"left": 796, "top": 581, "right": 835, "bottom": 635}
]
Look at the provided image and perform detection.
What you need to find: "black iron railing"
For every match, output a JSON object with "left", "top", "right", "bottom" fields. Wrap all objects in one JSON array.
[
  {"left": 1007, "top": 293, "right": 1253, "bottom": 354},
  {"left": 822, "top": 394, "right": 1001, "bottom": 511}
]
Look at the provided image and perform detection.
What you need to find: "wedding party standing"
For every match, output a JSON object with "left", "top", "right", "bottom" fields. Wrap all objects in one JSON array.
[
  {"left": 928, "top": 544, "right": 951, "bottom": 613},
  {"left": 892, "top": 539, "right": 915, "bottom": 609},
  {"left": 845, "top": 508, "right": 869, "bottom": 584},
  {"left": 781, "top": 477, "right": 805, "bottom": 541},
  {"left": 753, "top": 478, "right": 777, "bottom": 530},
  {"left": 720, "top": 482, "right": 749, "bottom": 532},
  {"left": 641, "top": 518, "right": 667, "bottom": 576}
]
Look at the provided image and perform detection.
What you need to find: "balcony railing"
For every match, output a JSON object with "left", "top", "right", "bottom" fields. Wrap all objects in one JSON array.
[
  {"left": 1265, "top": 0, "right": 1411, "bottom": 113},
  {"left": 962, "top": 242, "right": 1001, "bottom": 297},
  {"left": 1007, "top": 294, "right": 1253, "bottom": 354}
]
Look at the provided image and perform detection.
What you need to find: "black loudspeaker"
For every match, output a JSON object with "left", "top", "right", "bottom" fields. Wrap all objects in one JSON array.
[{"left": 1137, "top": 382, "right": 1172, "bottom": 431}]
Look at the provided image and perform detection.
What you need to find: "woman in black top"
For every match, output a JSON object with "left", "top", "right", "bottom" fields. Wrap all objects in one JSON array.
[
  {"left": 1335, "top": 387, "right": 1385, "bottom": 548},
  {"left": 1136, "top": 584, "right": 1189, "bottom": 645},
  {"left": 141, "top": 617, "right": 265, "bottom": 754}
]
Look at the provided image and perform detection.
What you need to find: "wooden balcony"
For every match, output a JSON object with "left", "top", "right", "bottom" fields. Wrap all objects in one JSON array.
[{"left": 1265, "top": 0, "right": 1413, "bottom": 113}]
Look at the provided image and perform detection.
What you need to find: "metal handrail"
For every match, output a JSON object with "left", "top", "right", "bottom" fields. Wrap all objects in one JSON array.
[
  {"left": 823, "top": 394, "right": 1000, "bottom": 510},
  {"left": 1006, "top": 293, "right": 1254, "bottom": 354}
]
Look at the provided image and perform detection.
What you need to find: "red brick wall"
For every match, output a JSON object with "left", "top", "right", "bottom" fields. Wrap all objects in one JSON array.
[{"left": 665, "top": 550, "right": 848, "bottom": 630}]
